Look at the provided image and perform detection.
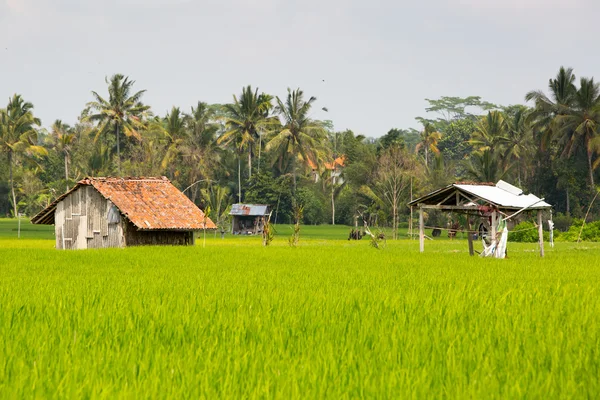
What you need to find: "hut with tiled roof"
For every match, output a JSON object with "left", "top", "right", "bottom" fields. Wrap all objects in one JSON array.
[{"left": 31, "top": 177, "right": 216, "bottom": 249}]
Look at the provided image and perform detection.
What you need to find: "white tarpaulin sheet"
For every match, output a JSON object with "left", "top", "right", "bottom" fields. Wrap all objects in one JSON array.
[{"left": 455, "top": 180, "right": 551, "bottom": 210}]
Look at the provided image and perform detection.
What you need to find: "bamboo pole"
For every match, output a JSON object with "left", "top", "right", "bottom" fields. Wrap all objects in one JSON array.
[
  {"left": 419, "top": 206, "right": 424, "bottom": 253},
  {"left": 538, "top": 210, "right": 545, "bottom": 257},
  {"left": 491, "top": 209, "right": 497, "bottom": 245}
]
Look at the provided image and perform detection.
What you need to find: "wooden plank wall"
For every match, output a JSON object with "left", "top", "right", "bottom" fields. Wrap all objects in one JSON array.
[
  {"left": 55, "top": 201, "right": 64, "bottom": 249},
  {"left": 123, "top": 219, "right": 194, "bottom": 246},
  {"left": 55, "top": 186, "right": 125, "bottom": 250},
  {"left": 54, "top": 185, "right": 196, "bottom": 249}
]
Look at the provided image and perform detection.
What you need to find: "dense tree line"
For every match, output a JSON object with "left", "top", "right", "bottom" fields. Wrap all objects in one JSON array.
[{"left": 1, "top": 67, "right": 599, "bottom": 232}]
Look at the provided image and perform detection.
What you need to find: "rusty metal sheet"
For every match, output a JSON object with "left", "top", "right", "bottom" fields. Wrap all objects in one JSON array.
[{"left": 229, "top": 204, "right": 269, "bottom": 216}]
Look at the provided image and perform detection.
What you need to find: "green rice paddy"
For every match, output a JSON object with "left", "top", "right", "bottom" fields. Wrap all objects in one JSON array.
[{"left": 1, "top": 219, "right": 600, "bottom": 398}]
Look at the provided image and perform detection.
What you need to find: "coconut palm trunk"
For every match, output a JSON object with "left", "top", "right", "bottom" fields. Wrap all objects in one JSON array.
[
  {"left": 64, "top": 152, "right": 70, "bottom": 192},
  {"left": 292, "top": 157, "right": 297, "bottom": 194},
  {"left": 116, "top": 124, "right": 121, "bottom": 175},
  {"left": 587, "top": 149, "right": 595, "bottom": 188},
  {"left": 238, "top": 155, "right": 242, "bottom": 203},
  {"left": 258, "top": 134, "right": 262, "bottom": 174},
  {"left": 8, "top": 150, "right": 17, "bottom": 218},
  {"left": 248, "top": 145, "right": 252, "bottom": 179}
]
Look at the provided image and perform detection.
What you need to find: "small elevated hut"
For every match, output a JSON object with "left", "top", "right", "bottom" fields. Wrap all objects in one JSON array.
[
  {"left": 408, "top": 180, "right": 552, "bottom": 257},
  {"left": 230, "top": 204, "right": 270, "bottom": 235},
  {"left": 31, "top": 177, "right": 216, "bottom": 249}
]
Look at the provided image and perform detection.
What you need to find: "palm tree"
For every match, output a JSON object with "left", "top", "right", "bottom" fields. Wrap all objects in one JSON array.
[
  {"left": 501, "top": 106, "right": 533, "bottom": 186},
  {"left": 218, "top": 86, "right": 272, "bottom": 202},
  {"left": 50, "top": 120, "right": 76, "bottom": 192},
  {"left": 555, "top": 77, "right": 600, "bottom": 187},
  {"left": 266, "top": 88, "right": 327, "bottom": 194},
  {"left": 464, "top": 149, "right": 505, "bottom": 183},
  {"left": 526, "top": 66, "right": 577, "bottom": 151},
  {"left": 415, "top": 123, "right": 441, "bottom": 167},
  {"left": 0, "top": 94, "right": 46, "bottom": 217},
  {"left": 155, "top": 107, "right": 187, "bottom": 178},
  {"left": 256, "top": 93, "right": 274, "bottom": 174},
  {"left": 469, "top": 111, "right": 507, "bottom": 153},
  {"left": 219, "top": 86, "right": 272, "bottom": 177},
  {"left": 86, "top": 74, "right": 150, "bottom": 175},
  {"left": 182, "top": 102, "right": 221, "bottom": 203}
]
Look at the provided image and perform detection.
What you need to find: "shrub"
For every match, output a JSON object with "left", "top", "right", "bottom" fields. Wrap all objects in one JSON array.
[
  {"left": 560, "top": 220, "right": 600, "bottom": 242},
  {"left": 509, "top": 221, "right": 549, "bottom": 242}
]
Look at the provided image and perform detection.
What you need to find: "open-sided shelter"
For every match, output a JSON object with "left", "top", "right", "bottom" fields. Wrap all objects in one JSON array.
[
  {"left": 31, "top": 177, "right": 216, "bottom": 249},
  {"left": 408, "top": 180, "right": 552, "bottom": 257},
  {"left": 230, "top": 204, "right": 270, "bottom": 235}
]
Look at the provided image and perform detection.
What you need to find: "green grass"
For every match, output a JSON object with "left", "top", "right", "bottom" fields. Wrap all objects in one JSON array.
[
  {"left": 1, "top": 220, "right": 600, "bottom": 398},
  {"left": 0, "top": 218, "right": 54, "bottom": 240}
]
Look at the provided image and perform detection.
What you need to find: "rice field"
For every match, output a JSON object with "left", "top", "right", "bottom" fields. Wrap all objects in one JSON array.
[{"left": 1, "top": 219, "right": 600, "bottom": 398}]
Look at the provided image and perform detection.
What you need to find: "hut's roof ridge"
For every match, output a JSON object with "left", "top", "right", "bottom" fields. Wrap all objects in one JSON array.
[
  {"left": 80, "top": 176, "right": 169, "bottom": 183},
  {"left": 31, "top": 176, "right": 216, "bottom": 230},
  {"left": 453, "top": 181, "right": 495, "bottom": 186}
]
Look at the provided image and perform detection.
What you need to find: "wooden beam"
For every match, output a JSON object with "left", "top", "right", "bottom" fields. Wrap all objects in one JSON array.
[
  {"left": 538, "top": 210, "right": 545, "bottom": 257},
  {"left": 437, "top": 190, "right": 457, "bottom": 206},
  {"left": 418, "top": 204, "right": 481, "bottom": 211},
  {"left": 419, "top": 206, "right": 424, "bottom": 253},
  {"left": 459, "top": 192, "right": 480, "bottom": 205},
  {"left": 491, "top": 209, "right": 497, "bottom": 245},
  {"left": 409, "top": 206, "right": 413, "bottom": 240},
  {"left": 467, "top": 214, "right": 474, "bottom": 256}
]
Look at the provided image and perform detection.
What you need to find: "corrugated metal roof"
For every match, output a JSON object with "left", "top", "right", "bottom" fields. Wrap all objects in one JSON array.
[
  {"left": 409, "top": 180, "right": 551, "bottom": 210},
  {"left": 31, "top": 177, "right": 216, "bottom": 230},
  {"left": 229, "top": 204, "right": 270, "bottom": 216},
  {"left": 454, "top": 182, "right": 551, "bottom": 209}
]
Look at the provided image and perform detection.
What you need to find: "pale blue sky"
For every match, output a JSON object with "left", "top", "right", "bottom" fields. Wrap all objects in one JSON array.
[{"left": 1, "top": 0, "right": 599, "bottom": 137}]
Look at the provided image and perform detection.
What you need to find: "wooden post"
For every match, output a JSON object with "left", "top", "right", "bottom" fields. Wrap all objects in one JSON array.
[
  {"left": 419, "top": 206, "right": 424, "bottom": 253},
  {"left": 467, "top": 214, "right": 474, "bottom": 256},
  {"left": 538, "top": 210, "right": 545, "bottom": 257},
  {"left": 409, "top": 178, "right": 413, "bottom": 240},
  {"left": 491, "top": 209, "right": 497, "bottom": 244},
  {"left": 409, "top": 206, "right": 413, "bottom": 240}
]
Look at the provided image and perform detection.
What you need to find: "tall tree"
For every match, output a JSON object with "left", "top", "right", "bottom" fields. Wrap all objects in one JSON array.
[
  {"left": 526, "top": 67, "right": 579, "bottom": 210},
  {"left": 219, "top": 86, "right": 272, "bottom": 180},
  {"left": 256, "top": 93, "right": 274, "bottom": 174},
  {"left": 421, "top": 96, "right": 497, "bottom": 123},
  {"left": 555, "top": 77, "right": 600, "bottom": 188},
  {"left": 526, "top": 66, "right": 577, "bottom": 151},
  {"left": 415, "top": 123, "right": 441, "bottom": 167},
  {"left": 49, "top": 120, "right": 76, "bottom": 192},
  {"left": 371, "top": 145, "right": 419, "bottom": 240},
  {"left": 86, "top": 74, "right": 150, "bottom": 175},
  {"left": 182, "top": 102, "right": 221, "bottom": 203},
  {"left": 501, "top": 106, "right": 533, "bottom": 186},
  {"left": 469, "top": 111, "right": 507, "bottom": 153},
  {"left": 464, "top": 149, "right": 505, "bottom": 183},
  {"left": 0, "top": 94, "right": 46, "bottom": 217},
  {"left": 154, "top": 107, "right": 187, "bottom": 179},
  {"left": 266, "top": 88, "right": 327, "bottom": 194}
]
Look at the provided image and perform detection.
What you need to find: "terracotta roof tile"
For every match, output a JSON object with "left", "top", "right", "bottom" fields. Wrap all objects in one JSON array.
[{"left": 32, "top": 177, "right": 216, "bottom": 230}]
